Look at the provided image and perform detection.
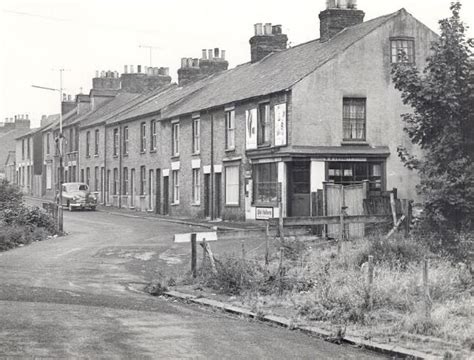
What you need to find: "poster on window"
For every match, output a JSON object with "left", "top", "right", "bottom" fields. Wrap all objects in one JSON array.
[
  {"left": 245, "top": 108, "right": 257, "bottom": 150},
  {"left": 274, "top": 103, "right": 287, "bottom": 146}
]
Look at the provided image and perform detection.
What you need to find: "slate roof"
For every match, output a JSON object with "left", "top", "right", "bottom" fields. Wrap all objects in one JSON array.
[{"left": 161, "top": 10, "right": 402, "bottom": 119}]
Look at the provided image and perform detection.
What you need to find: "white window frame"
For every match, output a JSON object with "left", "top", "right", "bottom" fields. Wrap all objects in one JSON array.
[
  {"left": 94, "top": 129, "right": 99, "bottom": 155},
  {"left": 113, "top": 128, "right": 119, "bottom": 156},
  {"left": 225, "top": 110, "right": 235, "bottom": 150},
  {"left": 225, "top": 165, "right": 240, "bottom": 205},
  {"left": 172, "top": 170, "right": 180, "bottom": 204},
  {"left": 46, "top": 164, "right": 52, "bottom": 189},
  {"left": 150, "top": 120, "right": 157, "bottom": 151},
  {"left": 140, "top": 122, "right": 146, "bottom": 153},
  {"left": 172, "top": 122, "right": 180, "bottom": 156},
  {"left": 192, "top": 168, "right": 201, "bottom": 205},
  {"left": 192, "top": 117, "right": 200, "bottom": 154},
  {"left": 257, "top": 103, "right": 271, "bottom": 146},
  {"left": 123, "top": 126, "right": 129, "bottom": 155}
]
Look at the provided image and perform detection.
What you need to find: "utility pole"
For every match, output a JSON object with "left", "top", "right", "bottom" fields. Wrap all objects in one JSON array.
[{"left": 139, "top": 45, "right": 160, "bottom": 68}]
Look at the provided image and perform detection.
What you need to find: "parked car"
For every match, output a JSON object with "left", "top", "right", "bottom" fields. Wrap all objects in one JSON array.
[{"left": 58, "top": 182, "right": 97, "bottom": 211}]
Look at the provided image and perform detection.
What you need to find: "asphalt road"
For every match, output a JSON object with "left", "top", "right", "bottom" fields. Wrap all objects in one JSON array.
[{"left": 0, "top": 206, "right": 387, "bottom": 359}]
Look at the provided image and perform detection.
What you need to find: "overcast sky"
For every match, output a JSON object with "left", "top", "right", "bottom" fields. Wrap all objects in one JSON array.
[{"left": 1, "top": 0, "right": 473, "bottom": 128}]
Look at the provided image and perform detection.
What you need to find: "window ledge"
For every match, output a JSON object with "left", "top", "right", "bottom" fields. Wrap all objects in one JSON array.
[
  {"left": 225, "top": 204, "right": 240, "bottom": 208},
  {"left": 253, "top": 202, "right": 277, "bottom": 207},
  {"left": 341, "top": 141, "right": 369, "bottom": 146},
  {"left": 257, "top": 143, "right": 271, "bottom": 149},
  {"left": 150, "top": 150, "right": 157, "bottom": 154},
  {"left": 171, "top": 202, "right": 180, "bottom": 206},
  {"left": 191, "top": 203, "right": 201, "bottom": 207},
  {"left": 192, "top": 152, "right": 200, "bottom": 156},
  {"left": 225, "top": 148, "right": 236, "bottom": 153},
  {"left": 171, "top": 155, "right": 180, "bottom": 160},
  {"left": 140, "top": 151, "right": 146, "bottom": 155},
  {"left": 94, "top": 154, "right": 99, "bottom": 158},
  {"left": 113, "top": 155, "right": 118, "bottom": 158}
]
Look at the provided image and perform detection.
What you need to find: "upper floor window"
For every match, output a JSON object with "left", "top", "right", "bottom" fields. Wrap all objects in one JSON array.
[
  {"left": 391, "top": 38, "right": 415, "bottom": 64},
  {"left": 86, "top": 131, "right": 91, "bottom": 157},
  {"left": 94, "top": 129, "right": 99, "bottom": 155},
  {"left": 192, "top": 117, "right": 200, "bottom": 154},
  {"left": 27, "top": 138, "right": 30, "bottom": 159},
  {"left": 225, "top": 110, "right": 235, "bottom": 150},
  {"left": 140, "top": 122, "right": 146, "bottom": 153},
  {"left": 21, "top": 139, "right": 25, "bottom": 160},
  {"left": 113, "top": 128, "right": 119, "bottom": 156},
  {"left": 343, "top": 98, "right": 366, "bottom": 141},
  {"left": 46, "top": 133, "right": 50, "bottom": 155},
  {"left": 172, "top": 122, "right": 180, "bottom": 156},
  {"left": 69, "top": 128, "right": 74, "bottom": 153},
  {"left": 150, "top": 120, "right": 157, "bottom": 151},
  {"left": 257, "top": 103, "right": 271, "bottom": 146},
  {"left": 123, "top": 126, "right": 129, "bottom": 155}
]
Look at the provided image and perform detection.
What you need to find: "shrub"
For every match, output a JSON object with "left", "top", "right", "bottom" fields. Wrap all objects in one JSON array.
[
  {"left": 0, "top": 225, "right": 50, "bottom": 252},
  {"left": 1, "top": 206, "right": 56, "bottom": 234},
  {"left": 277, "top": 237, "right": 308, "bottom": 261},
  {"left": 0, "top": 179, "right": 23, "bottom": 211}
]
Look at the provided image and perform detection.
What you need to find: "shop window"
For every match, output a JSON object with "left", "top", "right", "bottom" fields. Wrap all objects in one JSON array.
[
  {"left": 253, "top": 163, "right": 278, "bottom": 204},
  {"left": 328, "top": 161, "right": 383, "bottom": 192}
]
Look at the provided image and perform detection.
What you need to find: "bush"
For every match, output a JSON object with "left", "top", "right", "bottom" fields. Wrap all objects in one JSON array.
[
  {"left": 0, "top": 225, "right": 51, "bottom": 251},
  {"left": 0, "top": 179, "right": 23, "bottom": 211},
  {"left": 1, "top": 206, "right": 56, "bottom": 234}
]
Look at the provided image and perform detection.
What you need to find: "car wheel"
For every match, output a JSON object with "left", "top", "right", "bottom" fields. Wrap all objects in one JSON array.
[
  {"left": 68, "top": 202, "right": 74, "bottom": 212},
  {"left": 90, "top": 206, "right": 96, "bottom": 211}
]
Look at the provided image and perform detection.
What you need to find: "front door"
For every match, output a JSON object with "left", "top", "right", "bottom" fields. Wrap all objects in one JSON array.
[
  {"left": 130, "top": 169, "right": 135, "bottom": 207},
  {"left": 204, "top": 174, "right": 210, "bottom": 218},
  {"left": 148, "top": 169, "right": 154, "bottom": 211},
  {"left": 163, "top": 176, "right": 169, "bottom": 215},
  {"left": 214, "top": 173, "right": 222, "bottom": 219},
  {"left": 155, "top": 169, "right": 161, "bottom": 214},
  {"left": 289, "top": 161, "right": 311, "bottom": 217}
]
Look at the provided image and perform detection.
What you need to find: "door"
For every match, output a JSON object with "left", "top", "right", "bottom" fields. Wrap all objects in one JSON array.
[
  {"left": 155, "top": 169, "right": 161, "bottom": 214},
  {"left": 289, "top": 161, "right": 311, "bottom": 217},
  {"left": 148, "top": 169, "right": 154, "bottom": 210},
  {"left": 130, "top": 169, "right": 135, "bottom": 207},
  {"left": 204, "top": 174, "right": 210, "bottom": 218},
  {"left": 214, "top": 173, "right": 222, "bottom": 219},
  {"left": 100, "top": 167, "right": 104, "bottom": 203},
  {"left": 106, "top": 170, "right": 111, "bottom": 204},
  {"left": 163, "top": 176, "right": 169, "bottom": 215}
]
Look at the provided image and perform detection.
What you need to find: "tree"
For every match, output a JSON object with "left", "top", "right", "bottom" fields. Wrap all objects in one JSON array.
[{"left": 392, "top": 2, "right": 473, "bottom": 232}]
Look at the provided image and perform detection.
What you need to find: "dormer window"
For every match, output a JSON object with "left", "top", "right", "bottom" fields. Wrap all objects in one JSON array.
[{"left": 391, "top": 37, "right": 415, "bottom": 64}]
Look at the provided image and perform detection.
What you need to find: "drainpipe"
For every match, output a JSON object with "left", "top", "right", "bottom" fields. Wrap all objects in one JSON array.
[
  {"left": 103, "top": 124, "right": 107, "bottom": 206},
  {"left": 210, "top": 112, "right": 215, "bottom": 220},
  {"left": 118, "top": 125, "right": 122, "bottom": 209}
]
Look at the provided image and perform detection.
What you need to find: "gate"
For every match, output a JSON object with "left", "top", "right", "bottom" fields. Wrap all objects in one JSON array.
[{"left": 324, "top": 182, "right": 366, "bottom": 239}]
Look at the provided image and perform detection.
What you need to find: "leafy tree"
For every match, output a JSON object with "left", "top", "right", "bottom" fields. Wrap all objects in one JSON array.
[
  {"left": 0, "top": 179, "right": 23, "bottom": 211},
  {"left": 392, "top": 2, "right": 473, "bottom": 233}
]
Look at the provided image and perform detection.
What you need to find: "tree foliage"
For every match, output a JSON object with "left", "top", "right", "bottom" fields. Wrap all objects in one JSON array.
[
  {"left": 392, "top": 2, "right": 474, "bottom": 232},
  {"left": 0, "top": 179, "right": 23, "bottom": 211}
]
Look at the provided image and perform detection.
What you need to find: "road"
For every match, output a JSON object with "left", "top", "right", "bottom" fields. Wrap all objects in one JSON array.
[{"left": 0, "top": 206, "right": 387, "bottom": 359}]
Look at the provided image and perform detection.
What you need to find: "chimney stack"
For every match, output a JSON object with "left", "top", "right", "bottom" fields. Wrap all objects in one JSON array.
[
  {"left": 178, "top": 48, "right": 229, "bottom": 86},
  {"left": 249, "top": 23, "right": 288, "bottom": 63},
  {"left": 319, "top": 0, "right": 364, "bottom": 42}
]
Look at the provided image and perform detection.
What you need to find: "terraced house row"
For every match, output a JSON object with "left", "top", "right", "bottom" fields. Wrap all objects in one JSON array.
[{"left": 19, "top": 1, "right": 438, "bottom": 221}]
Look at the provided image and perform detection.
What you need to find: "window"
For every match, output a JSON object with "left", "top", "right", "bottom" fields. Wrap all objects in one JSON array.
[
  {"left": 343, "top": 98, "right": 366, "bottom": 141},
  {"left": 140, "top": 166, "right": 146, "bottom": 195},
  {"left": 94, "top": 129, "right": 99, "bottom": 155},
  {"left": 113, "top": 168, "right": 118, "bottom": 195},
  {"left": 192, "top": 168, "right": 201, "bottom": 204},
  {"left": 172, "top": 122, "right": 180, "bottom": 156},
  {"left": 123, "top": 167, "right": 129, "bottom": 195},
  {"left": 257, "top": 103, "right": 271, "bottom": 146},
  {"left": 46, "top": 133, "right": 50, "bottom": 155},
  {"left": 253, "top": 163, "right": 278, "bottom": 204},
  {"left": 150, "top": 120, "right": 157, "bottom": 151},
  {"left": 225, "top": 110, "right": 235, "bottom": 150},
  {"left": 80, "top": 169, "right": 84, "bottom": 183},
  {"left": 123, "top": 126, "right": 129, "bottom": 155},
  {"left": 21, "top": 139, "right": 25, "bottom": 160},
  {"left": 328, "top": 161, "right": 384, "bottom": 192},
  {"left": 86, "top": 167, "right": 90, "bottom": 187},
  {"left": 94, "top": 166, "right": 99, "bottom": 191},
  {"left": 46, "top": 164, "right": 52, "bottom": 189},
  {"left": 140, "top": 122, "right": 146, "bottom": 152},
  {"left": 86, "top": 131, "right": 91, "bottom": 157},
  {"left": 69, "top": 128, "right": 74, "bottom": 153},
  {"left": 225, "top": 165, "right": 240, "bottom": 205},
  {"left": 27, "top": 138, "right": 30, "bottom": 159},
  {"left": 192, "top": 117, "right": 200, "bottom": 154},
  {"left": 391, "top": 38, "right": 415, "bottom": 64},
  {"left": 172, "top": 170, "right": 180, "bottom": 204},
  {"left": 113, "top": 128, "right": 119, "bottom": 156},
  {"left": 54, "top": 131, "right": 60, "bottom": 156}
]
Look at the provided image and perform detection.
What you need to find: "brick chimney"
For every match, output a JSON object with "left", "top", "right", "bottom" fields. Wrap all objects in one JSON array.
[
  {"left": 61, "top": 93, "right": 76, "bottom": 115},
  {"left": 92, "top": 70, "right": 121, "bottom": 91},
  {"left": 319, "top": 0, "right": 365, "bottom": 42},
  {"left": 249, "top": 23, "right": 288, "bottom": 63},
  {"left": 178, "top": 49, "right": 229, "bottom": 86},
  {"left": 120, "top": 65, "right": 172, "bottom": 93}
]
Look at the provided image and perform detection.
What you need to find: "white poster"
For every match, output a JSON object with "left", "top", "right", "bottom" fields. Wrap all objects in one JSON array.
[
  {"left": 274, "top": 103, "right": 287, "bottom": 146},
  {"left": 245, "top": 108, "right": 257, "bottom": 150}
]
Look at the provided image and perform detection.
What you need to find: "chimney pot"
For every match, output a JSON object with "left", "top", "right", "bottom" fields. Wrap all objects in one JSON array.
[
  {"left": 272, "top": 25, "right": 282, "bottom": 35},
  {"left": 264, "top": 23, "right": 272, "bottom": 35},
  {"left": 202, "top": 49, "right": 207, "bottom": 59},
  {"left": 137, "top": 65, "right": 142, "bottom": 73},
  {"left": 25, "top": 114, "right": 29, "bottom": 120},
  {"left": 163, "top": 67, "right": 169, "bottom": 76},
  {"left": 14, "top": 115, "right": 17, "bottom": 121},
  {"left": 214, "top": 48, "right": 220, "bottom": 58},
  {"left": 208, "top": 49, "right": 213, "bottom": 59},
  {"left": 101, "top": 70, "right": 106, "bottom": 78},
  {"left": 124, "top": 65, "right": 128, "bottom": 74},
  {"left": 187, "top": 58, "right": 194, "bottom": 68},
  {"left": 95, "top": 70, "right": 99, "bottom": 78},
  {"left": 255, "top": 23, "right": 263, "bottom": 36},
  {"left": 221, "top": 49, "right": 226, "bottom": 60},
  {"left": 181, "top": 58, "right": 187, "bottom": 68},
  {"left": 63, "top": 93, "right": 67, "bottom": 101},
  {"left": 130, "top": 65, "right": 135, "bottom": 73},
  {"left": 193, "top": 58, "right": 199, "bottom": 67}
]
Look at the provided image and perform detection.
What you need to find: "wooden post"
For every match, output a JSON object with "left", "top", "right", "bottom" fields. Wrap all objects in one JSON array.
[
  {"left": 278, "top": 247, "right": 284, "bottom": 296},
  {"left": 204, "top": 239, "right": 218, "bottom": 275},
  {"left": 278, "top": 182, "right": 284, "bottom": 239},
  {"left": 265, "top": 221, "right": 270, "bottom": 266},
  {"left": 423, "top": 258, "right": 431, "bottom": 319},
  {"left": 191, "top": 233, "right": 197, "bottom": 278},
  {"left": 338, "top": 190, "right": 345, "bottom": 255},
  {"left": 368, "top": 255, "right": 374, "bottom": 311},
  {"left": 241, "top": 240, "right": 246, "bottom": 260},
  {"left": 202, "top": 238, "right": 208, "bottom": 268},
  {"left": 390, "top": 191, "right": 397, "bottom": 227},
  {"left": 58, "top": 205, "right": 63, "bottom": 233}
]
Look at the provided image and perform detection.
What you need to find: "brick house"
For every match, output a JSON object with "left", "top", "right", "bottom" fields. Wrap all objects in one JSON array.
[{"left": 73, "top": 1, "right": 437, "bottom": 222}]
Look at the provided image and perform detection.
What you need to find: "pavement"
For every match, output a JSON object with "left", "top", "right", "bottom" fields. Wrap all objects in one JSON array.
[{"left": 0, "top": 200, "right": 389, "bottom": 359}]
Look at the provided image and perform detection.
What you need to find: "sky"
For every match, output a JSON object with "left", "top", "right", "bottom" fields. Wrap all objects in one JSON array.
[{"left": 1, "top": 0, "right": 473, "bottom": 128}]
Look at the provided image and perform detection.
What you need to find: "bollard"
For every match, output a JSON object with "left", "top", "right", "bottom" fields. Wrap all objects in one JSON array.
[{"left": 191, "top": 233, "right": 197, "bottom": 278}]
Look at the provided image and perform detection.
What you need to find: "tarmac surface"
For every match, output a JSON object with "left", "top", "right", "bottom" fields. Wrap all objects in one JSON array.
[{"left": 0, "top": 205, "right": 387, "bottom": 359}]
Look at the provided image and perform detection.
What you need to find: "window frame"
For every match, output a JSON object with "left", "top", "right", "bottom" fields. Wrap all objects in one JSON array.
[
  {"left": 192, "top": 168, "right": 201, "bottom": 205},
  {"left": 390, "top": 37, "right": 415, "bottom": 64},
  {"left": 94, "top": 129, "right": 99, "bottom": 156},
  {"left": 113, "top": 168, "right": 118, "bottom": 195},
  {"left": 140, "top": 166, "right": 146, "bottom": 195},
  {"left": 253, "top": 162, "right": 278, "bottom": 205},
  {"left": 123, "top": 126, "right": 129, "bottom": 156},
  {"left": 150, "top": 120, "right": 157, "bottom": 151},
  {"left": 86, "top": 131, "right": 91, "bottom": 157},
  {"left": 172, "top": 122, "right": 180, "bottom": 157},
  {"left": 225, "top": 110, "right": 235, "bottom": 151},
  {"left": 225, "top": 165, "right": 240, "bottom": 206},
  {"left": 172, "top": 170, "right": 180, "bottom": 204},
  {"left": 46, "top": 133, "right": 50, "bottom": 155},
  {"left": 327, "top": 161, "right": 385, "bottom": 193},
  {"left": 94, "top": 166, "right": 99, "bottom": 192},
  {"left": 192, "top": 117, "right": 200, "bottom": 154},
  {"left": 257, "top": 102, "right": 271, "bottom": 146},
  {"left": 140, "top": 122, "right": 146, "bottom": 153},
  {"left": 343, "top": 98, "right": 367, "bottom": 142},
  {"left": 86, "top": 167, "right": 91, "bottom": 187},
  {"left": 123, "top": 167, "right": 129, "bottom": 195}
]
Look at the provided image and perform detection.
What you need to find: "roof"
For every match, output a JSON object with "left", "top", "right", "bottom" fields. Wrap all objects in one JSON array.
[
  {"left": 15, "top": 113, "right": 60, "bottom": 139},
  {"left": 161, "top": 10, "right": 401, "bottom": 119}
]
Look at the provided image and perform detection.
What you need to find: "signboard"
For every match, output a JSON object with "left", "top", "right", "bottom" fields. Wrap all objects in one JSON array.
[
  {"left": 274, "top": 103, "right": 287, "bottom": 146},
  {"left": 256, "top": 207, "right": 274, "bottom": 220},
  {"left": 245, "top": 108, "right": 257, "bottom": 150}
]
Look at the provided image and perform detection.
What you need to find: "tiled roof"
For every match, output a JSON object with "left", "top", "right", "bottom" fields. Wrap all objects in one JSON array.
[{"left": 162, "top": 10, "right": 400, "bottom": 119}]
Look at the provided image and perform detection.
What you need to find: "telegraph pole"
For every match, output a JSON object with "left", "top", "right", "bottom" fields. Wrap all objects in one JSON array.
[
  {"left": 57, "top": 69, "right": 65, "bottom": 233},
  {"left": 139, "top": 45, "right": 160, "bottom": 67}
]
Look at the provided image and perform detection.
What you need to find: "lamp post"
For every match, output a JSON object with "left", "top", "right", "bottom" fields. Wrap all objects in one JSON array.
[{"left": 32, "top": 68, "right": 66, "bottom": 232}]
